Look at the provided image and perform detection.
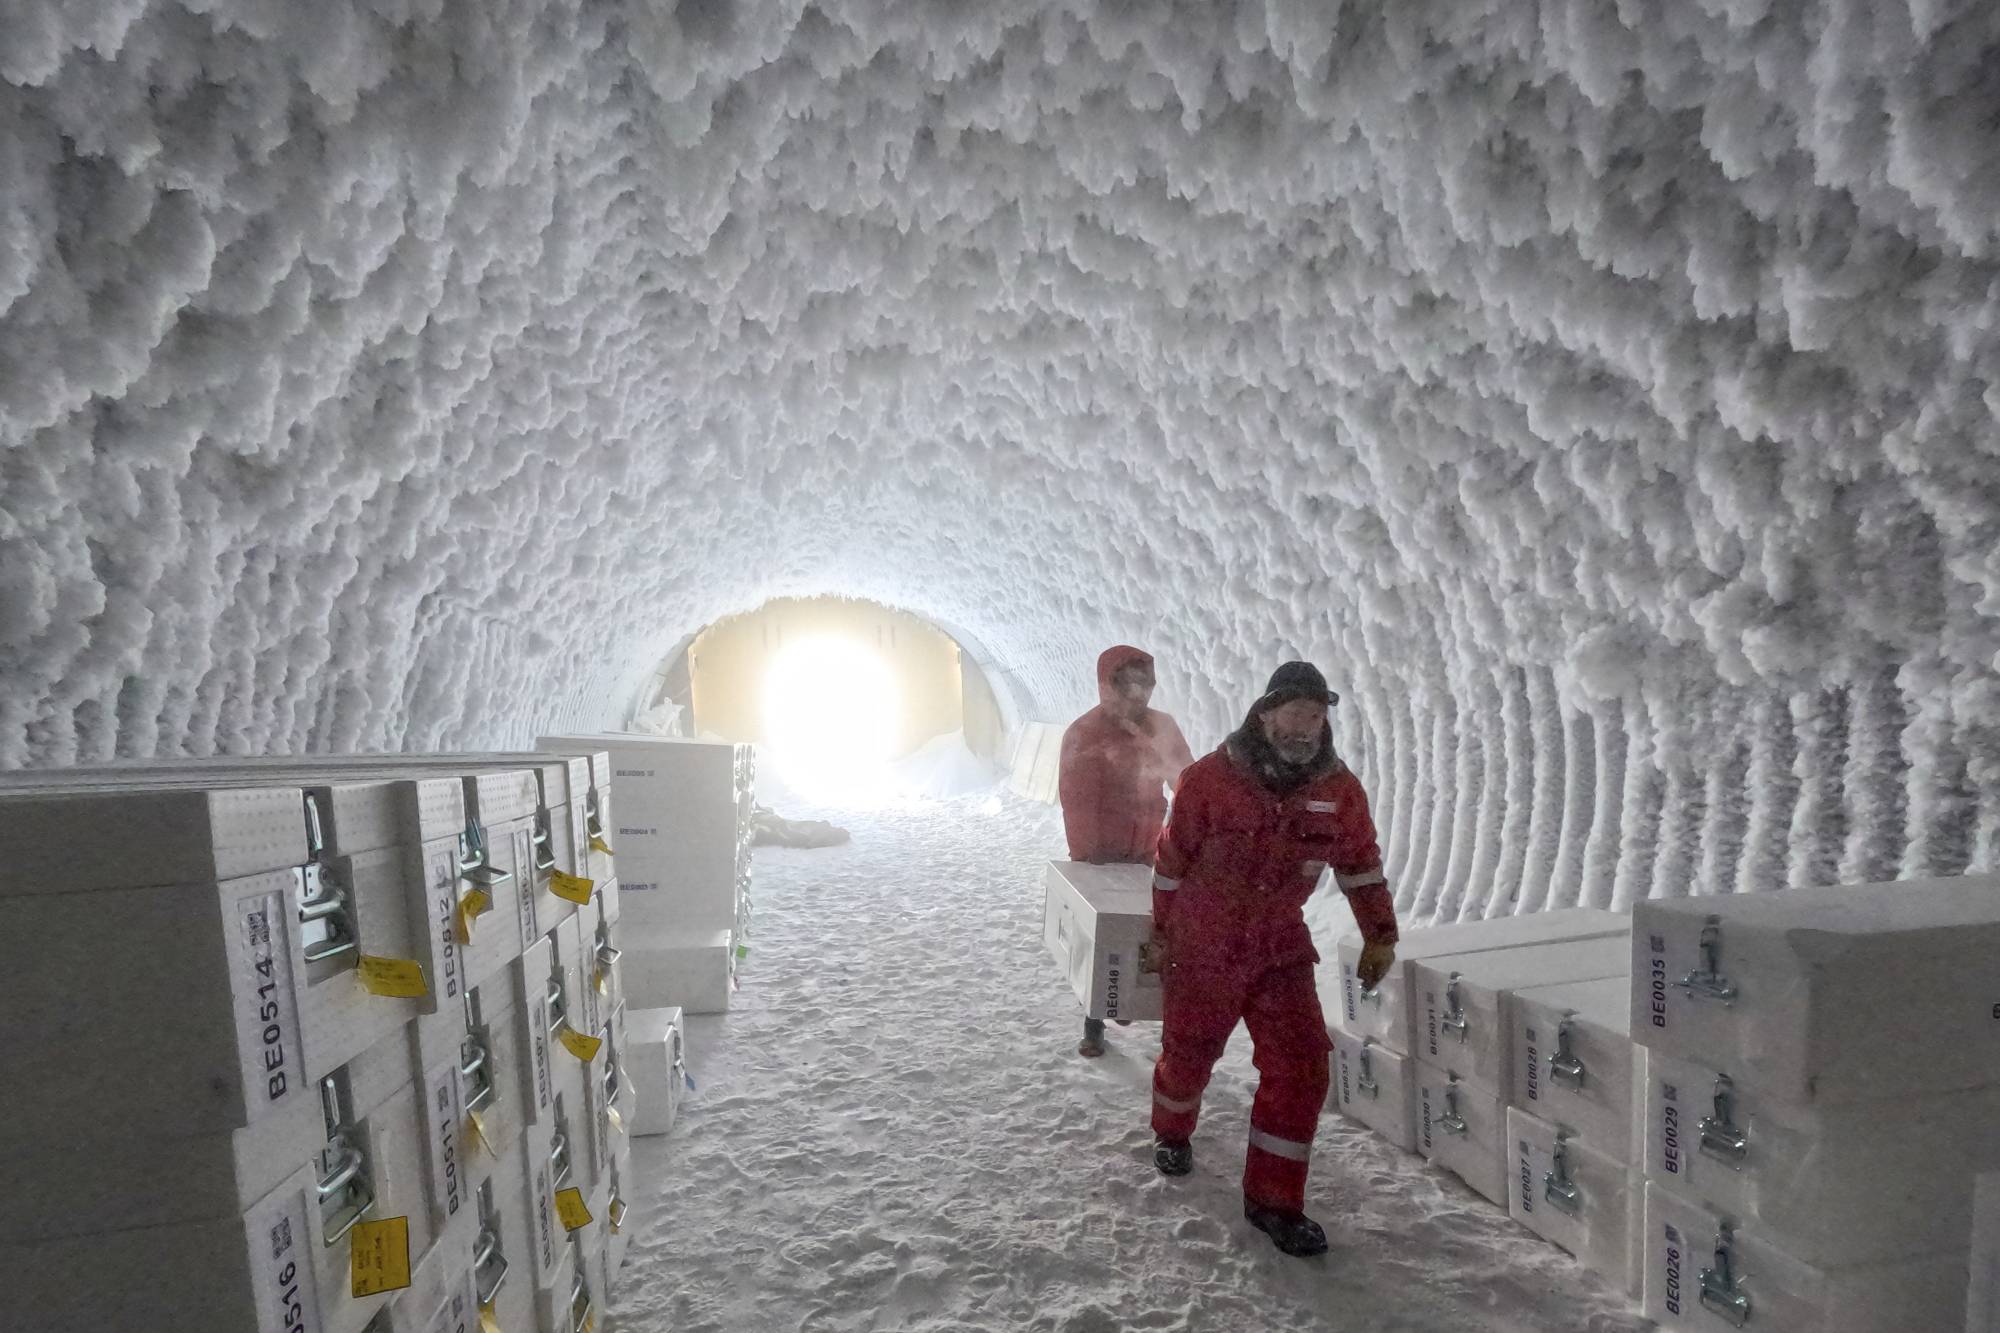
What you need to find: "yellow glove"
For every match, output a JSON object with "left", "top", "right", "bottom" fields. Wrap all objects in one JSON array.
[{"left": 1357, "top": 939, "right": 1397, "bottom": 991}]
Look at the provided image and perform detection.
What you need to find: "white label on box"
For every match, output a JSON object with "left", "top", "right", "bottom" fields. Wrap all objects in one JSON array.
[
  {"left": 249, "top": 1181, "right": 322, "bottom": 1333},
  {"left": 1657, "top": 1213, "right": 1689, "bottom": 1322},
  {"left": 424, "top": 1269, "right": 478, "bottom": 1333},
  {"left": 1650, "top": 1073, "right": 1687, "bottom": 1182},
  {"left": 422, "top": 1058, "right": 467, "bottom": 1226},
  {"left": 1641, "top": 930, "right": 1673, "bottom": 1036},
  {"left": 531, "top": 1155, "right": 558, "bottom": 1272},
  {"left": 515, "top": 827, "right": 539, "bottom": 950},
  {"left": 1516, "top": 1133, "right": 1555, "bottom": 1221},
  {"left": 236, "top": 888, "right": 306, "bottom": 1116},
  {"left": 526, "top": 992, "right": 554, "bottom": 1120},
  {"left": 425, "top": 843, "right": 463, "bottom": 1003}
]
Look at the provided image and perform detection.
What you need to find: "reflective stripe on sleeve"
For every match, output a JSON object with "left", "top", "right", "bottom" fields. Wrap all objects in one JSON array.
[
  {"left": 1336, "top": 868, "right": 1386, "bottom": 891},
  {"left": 1247, "top": 1128, "right": 1312, "bottom": 1162},
  {"left": 1152, "top": 874, "right": 1180, "bottom": 893}
]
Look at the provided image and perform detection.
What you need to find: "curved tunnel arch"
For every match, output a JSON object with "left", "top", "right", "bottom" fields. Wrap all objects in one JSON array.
[{"left": 2, "top": 2, "right": 1998, "bottom": 914}]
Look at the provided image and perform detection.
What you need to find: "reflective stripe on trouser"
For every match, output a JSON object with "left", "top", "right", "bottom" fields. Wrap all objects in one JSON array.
[{"left": 1152, "top": 956, "right": 1331, "bottom": 1212}]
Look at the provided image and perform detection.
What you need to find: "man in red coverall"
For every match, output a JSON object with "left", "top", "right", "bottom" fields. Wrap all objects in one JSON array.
[
  {"left": 1144, "top": 661, "right": 1398, "bottom": 1257},
  {"left": 1058, "top": 645, "right": 1196, "bottom": 1058}
]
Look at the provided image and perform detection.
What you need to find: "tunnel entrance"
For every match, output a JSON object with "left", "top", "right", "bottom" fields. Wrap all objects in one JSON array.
[{"left": 637, "top": 597, "right": 1008, "bottom": 803}]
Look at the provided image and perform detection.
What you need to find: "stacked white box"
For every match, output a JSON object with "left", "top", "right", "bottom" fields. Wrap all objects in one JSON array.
[
  {"left": 1329, "top": 1025, "right": 1417, "bottom": 1151},
  {"left": 1506, "top": 1107, "right": 1639, "bottom": 1296},
  {"left": 1408, "top": 935, "right": 1630, "bottom": 1206},
  {"left": 628, "top": 1006, "right": 689, "bottom": 1137},
  {"left": 1320, "top": 907, "right": 1629, "bottom": 1157},
  {"left": 537, "top": 733, "right": 752, "bottom": 1015},
  {"left": 1042, "top": 860, "right": 1161, "bottom": 1023},
  {"left": 0, "top": 752, "right": 644, "bottom": 1333},
  {"left": 1507, "top": 976, "right": 1645, "bottom": 1163},
  {"left": 1634, "top": 875, "right": 2000, "bottom": 1330}
]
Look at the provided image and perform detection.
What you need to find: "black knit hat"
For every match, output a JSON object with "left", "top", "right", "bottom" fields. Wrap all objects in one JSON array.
[{"left": 1254, "top": 661, "right": 1339, "bottom": 712}]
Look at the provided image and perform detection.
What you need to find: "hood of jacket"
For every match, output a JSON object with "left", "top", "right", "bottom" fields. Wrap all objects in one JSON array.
[{"left": 1096, "top": 645, "right": 1155, "bottom": 710}]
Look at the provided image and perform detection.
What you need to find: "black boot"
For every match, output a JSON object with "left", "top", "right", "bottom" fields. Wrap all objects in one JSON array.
[
  {"left": 1244, "top": 1202, "right": 1328, "bottom": 1257},
  {"left": 1154, "top": 1137, "right": 1193, "bottom": 1176}
]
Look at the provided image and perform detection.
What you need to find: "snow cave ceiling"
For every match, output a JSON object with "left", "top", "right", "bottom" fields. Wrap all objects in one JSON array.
[{"left": 4, "top": 0, "right": 2000, "bottom": 913}]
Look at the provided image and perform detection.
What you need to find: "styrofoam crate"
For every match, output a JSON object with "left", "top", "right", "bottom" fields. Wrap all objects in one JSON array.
[
  {"left": 1324, "top": 906, "right": 1629, "bottom": 1054},
  {"left": 0, "top": 1162, "right": 330, "bottom": 1333},
  {"left": 1509, "top": 975, "right": 1645, "bottom": 1161},
  {"left": 530, "top": 1239, "right": 581, "bottom": 1333},
  {"left": 1642, "top": 1179, "right": 1968, "bottom": 1332},
  {"left": 511, "top": 935, "right": 562, "bottom": 1127},
  {"left": 1634, "top": 874, "right": 2000, "bottom": 1106},
  {"left": 3, "top": 1024, "right": 410, "bottom": 1243},
  {"left": 1411, "top": 935, "right": 1631, "bottom": 1100},
  {"left": 0, "top": 786, "right": 309, "bottom": 894},
  {"left": 1643, "top": 1047, "right": 2000, "bottom": 1266},
  {"left": 1507, "top": 1106, "right": 1638, "bottom": 1297},
  {"left": 1415, "top": 1062, "right": 1508, "bottom": 1206},
  {"left": 1328, "top": 1025, "right": 1417, "bottom": 1152},
  {"left": 1971, "top": 1172, "right": 2000, "bottom": 1333},
  {"left": 619, "top": 928, "right": 735, "bottom": 1014},
  {"left": 516, "top": 1115, "right": 565, "bottom": 1295},
  {"left": 385, "top": 1200, "right": 479, "bottom": 1333},
  {"left": 628, "top": 1005, "right": 687, "bottom": 1138},
  {"left": 2, "top": 868, "right": 319, "bottom": 1138},
  {"left": 1043, "top": 860, "right": 1160, "bottom": 1023}
]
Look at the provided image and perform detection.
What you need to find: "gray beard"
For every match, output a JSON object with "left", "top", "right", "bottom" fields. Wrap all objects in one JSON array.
[{"left": 1273, "top": 739, "right": 1319, "bottom": 764}]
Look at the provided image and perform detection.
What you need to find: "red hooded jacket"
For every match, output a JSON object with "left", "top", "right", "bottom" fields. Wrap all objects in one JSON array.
[
  {"left": 1058, "top": 646, "right": 1196, "bottom": 864},
  {"left": 1151, "top": 730, "right": 1397, "bottom": 967}
]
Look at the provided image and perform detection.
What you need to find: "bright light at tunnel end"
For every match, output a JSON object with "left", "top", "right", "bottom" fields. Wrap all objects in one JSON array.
[{"left": 761, "top": 634, "right": 904, "bottom": 805}]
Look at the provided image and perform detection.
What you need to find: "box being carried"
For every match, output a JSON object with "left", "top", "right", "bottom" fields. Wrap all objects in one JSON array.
[{"left": 1043, "top": 862, "right": 1160, "bottom": 1023}]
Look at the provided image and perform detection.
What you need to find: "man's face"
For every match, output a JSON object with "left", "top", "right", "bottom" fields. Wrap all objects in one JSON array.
[
  {"left": 1112, "top": 663, "right": 1155, "bottom": 712},
  {"left": 1261, "top": 698, "right": 1326, "bottom": 763}
]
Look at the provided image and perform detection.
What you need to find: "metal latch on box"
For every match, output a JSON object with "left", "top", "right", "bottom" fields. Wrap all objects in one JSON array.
[
  {"left": 546, "top": 960, "right": 569, "bottom": 1036},
  {"left": 1355, "top": 1040, "right": 1380, "bottom": 1099},
  {"left": 1543, "top": 1132, "right": 1582, "bottom": 1215},
  {"left": 1440, "top": 974, "right": 1469, "bottom": 1040},
  {"left": 461, "top": 986, "right": 497, "bottom": 1114},
  {"left": 601, "top": 1033, "right": 622, "bottom": 1103},
  {"left": 1675, "top": 916, "right": 1738, "bottom": 1006},
  {"left": 530, "top": 806, "right": 559, "bottom": 873},
  {"left": 566, "top": 1264, "right": 593, "bottom": 1333},
  {"left": 1548, "top": 1015, "right": 1587, "bottom": 1089},
  {"left": 296, "top": 793, "right": 358, "bottom": 965},
  {"left": 1699, "top": 1075, "right": 1750, "bottom": 1167},
  {"left": 549, "top": 1100, "right": 575, "bottom": 1189},
  {"left": 316, "top": 1074, "right": 375, "bottom": 1245},
  {"left": 473, "top": 1179, "right": 509, "bottom": 1306},
  {"left": 1699, "top": 1223, "right": 1753, "bottom": 1327},
  {"left": 1437, "top": 1076, "right": 1469, "bottom": 1136},
  {"left": 584, "top": 786, "right": 606, "bottom": 842},
  {"left": 458, "top": 821, "right": 513, "bottom": 889},
  {"left": 595, "top": 918, "right": 622, "bottom": 974}
]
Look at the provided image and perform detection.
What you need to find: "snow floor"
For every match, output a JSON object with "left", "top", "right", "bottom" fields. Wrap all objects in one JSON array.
[{"left": 611, "top": 791, "right": 1648, "bottom": 1332}]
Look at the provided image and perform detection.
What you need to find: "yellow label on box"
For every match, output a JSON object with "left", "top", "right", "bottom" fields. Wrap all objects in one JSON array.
[
  {"left": 583, "top": 1314, "right": 595, "bottom": 1333},
  {"left": 466, "top": 1108, "right": 493, "bottom": 1157},
  {"left": 349, "top": 1215, "right": 412, "bottom": 1297},
  {"left": 480, "top": 1302, "right": 503, "bottom": 1333},
  {"left": 550, "top": 870, "right": 594, "bottom": 905},
  {"left": 454, "top": 888, "right": 492, "bottom": 944},
  {"left": 558, "top": 1025, "right": 603, "bottom": 1063},
  {"left": 355, "top": 956, "right": 429, "bottom": 999},
  {"left": 594, "top": 967, "right": 609, "bottom": 997},
  {"left": 554, "top": 1186, "right": 592, "bottom": 1231},
  {"left": 588, "top": 834, "right": 614, "bottom": 856}
]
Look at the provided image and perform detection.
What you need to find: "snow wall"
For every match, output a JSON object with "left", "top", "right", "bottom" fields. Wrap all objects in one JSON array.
[{"left": 5, "top": 2, "right": 2000, "bottom": 917}]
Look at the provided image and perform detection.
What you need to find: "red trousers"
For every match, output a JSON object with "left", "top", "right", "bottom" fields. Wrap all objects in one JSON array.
[{"left": 1151, "top": 958, "right": 1331, "bottom": 1211}]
